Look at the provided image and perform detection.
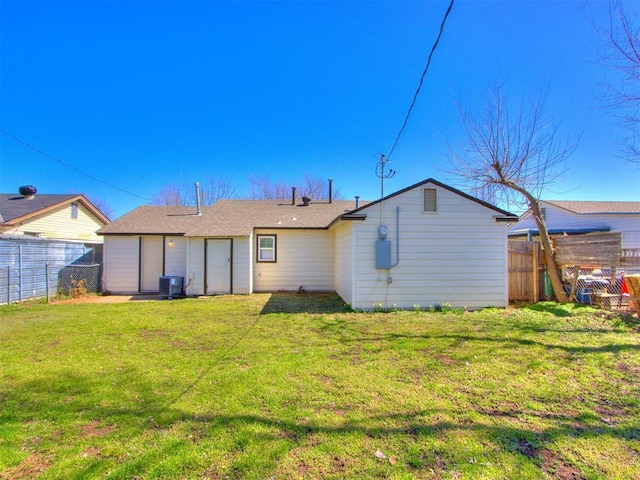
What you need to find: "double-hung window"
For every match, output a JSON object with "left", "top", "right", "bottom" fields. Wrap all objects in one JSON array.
[{"left": 257, "top": 235, "right": 277, "bottom": 262}]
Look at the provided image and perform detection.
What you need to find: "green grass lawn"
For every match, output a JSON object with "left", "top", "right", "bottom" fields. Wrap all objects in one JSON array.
[{"left": 1, "top": 294, "right": 639, "bottom": 479}]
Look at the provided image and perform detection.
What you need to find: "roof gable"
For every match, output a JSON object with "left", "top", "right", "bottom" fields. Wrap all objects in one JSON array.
[{"left": 349, "top": 178, "right": 517, "bottom": 218}]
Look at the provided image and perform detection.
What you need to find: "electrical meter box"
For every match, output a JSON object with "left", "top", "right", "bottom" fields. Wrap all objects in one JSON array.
[{"left": 375, "top": 240, "right": 392, "bottom": 269}]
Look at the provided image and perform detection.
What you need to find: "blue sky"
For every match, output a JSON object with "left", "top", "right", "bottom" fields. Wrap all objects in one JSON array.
[{"left": 1, "top": 0, "right": 639, "bottom": 218}]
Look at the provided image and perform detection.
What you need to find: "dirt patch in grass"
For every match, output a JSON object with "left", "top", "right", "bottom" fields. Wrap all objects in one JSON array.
[
  {"left": 3, "top": 453, "right": 50, "bottom": 479},
  {"left": 593, "top": 399, "right": 627, "bottom": 425},
  {"left": 436, "top": 354, "right": 459, "bottom": 366},
  {"left": 81, "top": 420, "right": 116, "bottom": 438},
  {"left": 54, "top": 294, "right": 159, "bottom": 304},
  {"left": 81, "top": 446, "right": 103, "bottom": 458},
  {"left": 540, "top": 449, "right": 585, "bottom": 480},
  {"left": 616, "top": 361, "right": 640, "bottom": 382},
  {"left": 139, "top": 328, "right": 169, "bottom": 338}
]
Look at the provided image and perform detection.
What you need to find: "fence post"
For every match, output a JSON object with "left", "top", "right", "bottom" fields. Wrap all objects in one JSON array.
[
  {"left": 18, "top": 244, "right": 23, "bottom": 302},
  {"left": 532, "top": 242, "right": 539, "bottom": 302},
  {"left": 46, "top": 262, "right": 50, "bottom": 303},
  {"left": 7, "top": 265, "right": 10, "bottom": 305}
]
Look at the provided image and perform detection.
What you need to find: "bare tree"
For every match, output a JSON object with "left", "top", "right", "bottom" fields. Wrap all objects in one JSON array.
[
  {"left": 88, "top": 196, "right": 114, "bottom": 220},
  {"left": 601, "top": 0, "right": 640, "bottom": 163},
  {"left": 152, "top": 176, "right": 237, "bottom": 206},
  {"left": 300, "top": 174, "right": 341, "bottom": 200},
  {"left": 200, "top": 176, "right": 238, "bottom": 205},
  {"left": 448, "top": 84, "right": 579, "bottom": 303},
  {"left": 152, "top": 183, "right": 188, "bottom": 206},
  {"left": 248, "top": 175, "right": 290, "bottom": 200},
  {"left": 248, "top": 174, "right": 343, "bottom": 201}
]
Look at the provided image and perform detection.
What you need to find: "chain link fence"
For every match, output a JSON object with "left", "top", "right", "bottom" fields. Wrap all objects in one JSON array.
[{"left": 563, "top": 265, "right": 639, "bottom": 310}]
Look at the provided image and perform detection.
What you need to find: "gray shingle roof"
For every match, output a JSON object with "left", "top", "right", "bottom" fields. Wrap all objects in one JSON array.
[
  {"left": 98, "top": 199, "right": 362, "bottom": 237},
  {"left": 545, "top": 200, "right": 640, "bottom": 214},
  {"left": 0, "top": 194, "right": 81, "bottom": 223}
]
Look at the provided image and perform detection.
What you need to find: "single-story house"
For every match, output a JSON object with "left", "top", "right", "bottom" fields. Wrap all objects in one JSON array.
[
  {"left": 0, "top": 186, "right": 110, "bottom": 242},
  {"left": 508, "top": 200, "right": 640, "bottom": 250},
  {"left": 99, "top": 178, "right": 517, "bottom": 310}
]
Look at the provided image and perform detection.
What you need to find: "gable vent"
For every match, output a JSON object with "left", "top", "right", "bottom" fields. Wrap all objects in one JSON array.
[{"left": 423, "top": 188, "right": 437, "bottom": 212}]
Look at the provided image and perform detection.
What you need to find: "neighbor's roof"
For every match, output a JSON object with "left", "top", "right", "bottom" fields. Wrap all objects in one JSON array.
[
  {"left": 543, "top": 200, "right": 640, "bottom": 215},
  {"left": 98, "top": 199, "right": 363, "bottom": 237},
  {"left": 0, "top": 193, "right": 110, "bottom": 225}
]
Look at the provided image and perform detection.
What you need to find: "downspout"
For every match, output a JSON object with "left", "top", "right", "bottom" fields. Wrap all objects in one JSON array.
[
  {"left": 186, "top": 237, "right": 191, "bottom": 296},
  {"left": 390, "top": 206, "right": 400, "bottom": 267},
  {"left": 137, "top": 237, "right": 142, "bottom": 293},
  {"left": 384, "top": 206, "right": 400, "bottom": 311},
  {"left": 203, "top": 238, "right": 208, "bottom": 295}
]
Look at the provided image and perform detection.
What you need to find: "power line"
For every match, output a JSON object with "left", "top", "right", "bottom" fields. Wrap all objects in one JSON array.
[
  {"left": 386, "top": 0, "right": 455, "bottom": 161},
  {"left": 0, "top": 129, "right": 153, "bottom": 201}
]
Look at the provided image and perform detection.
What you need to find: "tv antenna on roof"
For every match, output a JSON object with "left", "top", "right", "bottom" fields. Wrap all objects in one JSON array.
[{"left": 375, "top": 153, "right": 395, "bottom": 226}]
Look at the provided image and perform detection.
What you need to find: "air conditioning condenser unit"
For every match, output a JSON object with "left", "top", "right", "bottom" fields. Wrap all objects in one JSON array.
[{"left": 159, "top": 276, "right": 184, "bottom": 300}]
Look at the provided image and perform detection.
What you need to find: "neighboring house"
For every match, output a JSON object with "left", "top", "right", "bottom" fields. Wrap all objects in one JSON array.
[
  {"left": 98, "top": 178, "right": 517, "bottom": 310},
  {"left": 508, "top": 201, "right": 640, "bottom": 250},
  {"left": 0, "top": 189, "right": 110, "bottom": 242}
]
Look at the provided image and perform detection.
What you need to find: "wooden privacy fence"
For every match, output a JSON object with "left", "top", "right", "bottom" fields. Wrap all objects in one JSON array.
[
  {"left": 509, "top": 233, "right": 640, "bottom": 307},
  {"left": 509, "top": 240, "right": 543, "bottom": 302}
]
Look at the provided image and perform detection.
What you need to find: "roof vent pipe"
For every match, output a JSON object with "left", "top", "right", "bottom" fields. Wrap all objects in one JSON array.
[
  {"left": 355, "top": 195, "right": 360, "bottom": 209},
  {"left": 195, "top": 182, "right": 202, "bottom": 216},
  {"left": 302, "top": 196, "right": 311, "bottom": 206},
  {"left": 291, "top": 186, "right": 296, "bottom": 205},
  {"left": 328, "top": 178, "right": 333, "bottom": 203}
]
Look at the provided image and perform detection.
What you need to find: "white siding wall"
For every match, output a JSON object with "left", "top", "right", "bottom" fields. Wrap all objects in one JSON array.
[
  {"left": 253, "top": 229, "right": 335, "bottom": 292},
  {"left": 333, "top": 221, "right": 354, "bottom": 305},
  {"left": 10, "top": 203, "right": 105, "bottom": 241},
  {"left": 512, "top": 206, "right": 640, "bottom": 249},
  {"left": 187, "top": 238, "right": 205, "bottom": 296},
  {"left": 620, "top": 220, "right": 640, "bottom": 250},
  {"left": 103, "top": 236, "right": 139, "bottom": 293},
  {"left": 351, "top": 183, "right": 509, "bottom": 310},
  {"left": 164, "top": 237, "right": 187, "bottom": 279}
]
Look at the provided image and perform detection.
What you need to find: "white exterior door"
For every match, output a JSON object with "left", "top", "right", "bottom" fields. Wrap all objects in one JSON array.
[
  {"left": 141, "top": 237, "right": 163, "bottom": 292},
  {"left": 206, "top": 239, "right": 231, "bottom": 294}
]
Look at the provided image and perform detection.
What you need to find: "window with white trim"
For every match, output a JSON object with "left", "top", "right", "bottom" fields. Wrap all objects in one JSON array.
[
  {"left": 423, "top": 188, "right": 437, "bottom": 213},
  {"left": 257, "top": 235, "right": 277, "bottom": 262}
]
